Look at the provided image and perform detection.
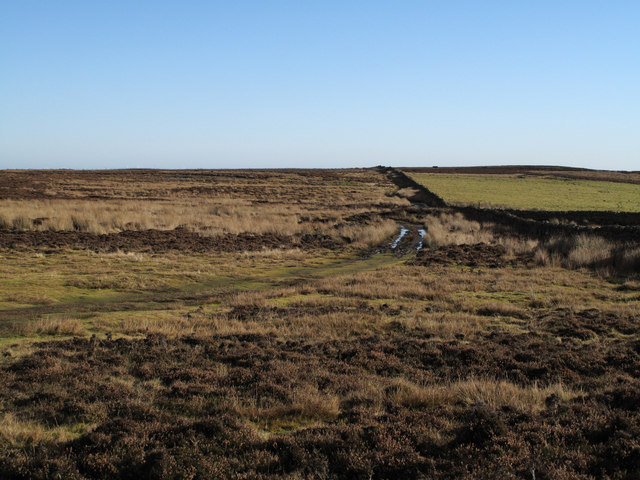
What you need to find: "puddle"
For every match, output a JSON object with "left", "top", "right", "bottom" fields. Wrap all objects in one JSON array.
[
  {"left": 391, "top": 226, "right": 409, "bottom": 249},
  {"left": 416, "top": 229, "right": 426, "bottom": 251}
]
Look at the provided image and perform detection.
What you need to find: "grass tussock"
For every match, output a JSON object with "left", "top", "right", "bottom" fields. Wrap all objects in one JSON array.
[
  {"left": 316, "top": 268, "right": 452, "bottom": 301},
  {"left": 336, "top": 219, "right": 399, "bottom": 247},
  {"left": 536, "top": 234, "right": 640, "bottom": 276},
  {"left": 0, "top": 214, "right": 9, "bottom": 230},
  {"left": 422, "top": 213, "right": 639, "bottom": 277},
  {"left": 474, "top": 300, "right": 528, "bottom": 319},
  {"left": 66, "top": 275, "right": 171, "bottom": 292},
  {"left": 401, "top": 311, "right": 491, "bottom": 340},
  {"left": 4, "top": 294, "right": 57, "bottom": 305},
  {"left": 0, "top": 414, "right": 90, "bottom": 447},
  {"left": 421, "top": 212, "right": 537, "bottom": 255},
  {"left": 11, "top": 216, "right": 31, "bottom": 231},
  {"left": 422, "top": 212, "right": 490, "bottom": 246},
  {"left": 14, "top": 316, "right": 86, "bottom": 336},
  {"left": 238, "top": 388, "right": 341, "bottom": 432},
  {"left": 392, "top": 377, "right": 577, "bottom": 412}
]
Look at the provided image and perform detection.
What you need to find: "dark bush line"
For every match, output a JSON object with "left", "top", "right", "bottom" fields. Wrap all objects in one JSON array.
[
  {"left": 456, "top": 205, "right": 640, "bottom": 243},
  {"left": 502, "top": 209, "right": 640, "bottom": 227},
  {"left": 375, "top": 166, "right": 447, "bottom": 207}
]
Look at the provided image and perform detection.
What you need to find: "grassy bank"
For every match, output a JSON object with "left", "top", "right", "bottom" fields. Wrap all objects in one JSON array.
[{"left": 408, "top": 172, "right": 640, "bottom": 211}]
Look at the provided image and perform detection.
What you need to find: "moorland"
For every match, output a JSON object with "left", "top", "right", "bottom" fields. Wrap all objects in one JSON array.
[{"left": 0, "top": 166, "right": 639, "bottom": 479}]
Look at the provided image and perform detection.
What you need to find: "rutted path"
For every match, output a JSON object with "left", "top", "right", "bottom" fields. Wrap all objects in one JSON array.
[
  {"left": 1, "top": 237, "right": 410, "bottom": 328},
  {"left": 390, "top": 226, "right": 409, "bottom": 249},
  {"left": 385, "top": 223, "right": 426, "bottom": 254}
]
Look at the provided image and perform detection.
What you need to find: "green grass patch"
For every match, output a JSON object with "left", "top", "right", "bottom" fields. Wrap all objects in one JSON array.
[{"left": 408, "top": 173, "right": 640, "bottom": 211}]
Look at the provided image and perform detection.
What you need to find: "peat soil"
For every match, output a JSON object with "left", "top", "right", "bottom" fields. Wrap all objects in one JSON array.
[
  {"left": 0, "top": 229, "right": 342, "bottom": 253},
  {"left": 410, "top": 243, "right": 533, "bottom": 269},
  {"left": 1, "top": 314, "right": 639, "bottom": 479}
]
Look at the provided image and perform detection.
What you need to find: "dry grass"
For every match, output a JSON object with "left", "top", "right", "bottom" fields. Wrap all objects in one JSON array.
[
  {"left": 66, "top": 274, "right": 172, "bottom": 292},
  {"left": 336, "top": 219, "right": 399, "bottom": 247},
  {"left": 0, "top": 413, "right": 91, "bottom": 447},
  {"left": 421, "top": 213, "right": 639, "bottom": 277},
  {"left": 239, "top": 248, "right": 307, "bottom": 260},
  {"left": 316, "top": 268, "right": 452, "bottom": 301},
  {"left": 230, "top": 386, "right": 341, "bottom": 432},
  {"left": 0, "top": 214, "right": 9, "bottom": 230},
  {"left": 4, "top": 294, "right": 57, "bottom": 305},
  {"left": 0, "top": 198, "right": 405, "bottom": 249},
  {"left": 421, "top": 212, "right": 538, "bottom": 254},
  {"left": 121, "top": 315, "right": 206, "bottom": 337},
  {"left": 0, "top": 198, "right": 305, "bottom": 235},
  {"left": 474, "top": 300, "right": 528, "bottom": 319},
  {"left": 421, "top": 212, "right": 490, "bottom": 246},
  {"left": 536, "top": 234, "right": 640, "bottom": 275},
  {"left": 12, "top": 316, "right": 86, "bottom": 336},
  {"left": 400, "top": 311, "right": 491, "bottom": 340},
  {"left": 0, "top": 168, "right": 408, "bottom": 247},
  {"left": 392, "top": 377, "right": 577, "bottom": 413},
  {"left": 566, "top": 235, "right": 612, "bottom": 268}
]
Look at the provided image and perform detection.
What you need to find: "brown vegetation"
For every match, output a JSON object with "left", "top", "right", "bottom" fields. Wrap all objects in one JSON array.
[
  {"left": 0, "top": 167, "right": 639, "bottom": 479},
  {"left": 415, "top": 211, "right": 640, "bottom": 277},
  {"left": 0, "top": 170, "right": 406, "bottom": 251}
]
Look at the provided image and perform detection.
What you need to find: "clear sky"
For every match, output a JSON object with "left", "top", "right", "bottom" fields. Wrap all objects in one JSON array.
[{"left": 1, "top": 1, "right": 638, "bottom": 170}]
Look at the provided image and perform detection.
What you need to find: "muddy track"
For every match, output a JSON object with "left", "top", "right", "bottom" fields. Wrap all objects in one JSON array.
[
  {"left": 381, "top": 223, "right": 426, "bottom": 255},
  {"left": 381, "top": 167, "right": 640, "bottom": 242}
]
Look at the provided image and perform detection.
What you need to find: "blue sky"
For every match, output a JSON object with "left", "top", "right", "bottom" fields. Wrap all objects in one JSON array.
[{"left": 1, "top": 1, "right": 638, "bottom": 170}]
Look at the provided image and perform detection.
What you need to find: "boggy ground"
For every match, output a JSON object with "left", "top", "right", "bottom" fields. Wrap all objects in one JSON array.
[{"left": 0, "top": 168, "right": 639, "bottom": 479}]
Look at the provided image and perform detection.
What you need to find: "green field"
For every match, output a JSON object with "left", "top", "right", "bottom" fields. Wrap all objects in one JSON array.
[{"left": 408, "top": 173, "right": 640, "bottom": 211}]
